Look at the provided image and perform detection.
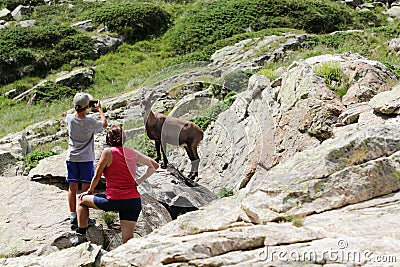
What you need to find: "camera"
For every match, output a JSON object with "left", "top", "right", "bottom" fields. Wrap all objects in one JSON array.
[{"left": 89, "top": 100, "right": 98, "bottom": 108}]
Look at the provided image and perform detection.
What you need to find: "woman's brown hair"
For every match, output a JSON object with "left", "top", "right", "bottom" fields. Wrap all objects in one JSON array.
[{"left": 106, "top": 125, "right": 125, "bottom": 147}]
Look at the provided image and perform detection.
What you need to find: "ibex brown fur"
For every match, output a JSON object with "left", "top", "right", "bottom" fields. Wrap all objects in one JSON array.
[{"left": 141, "top": 91, "right": 203, "bottom": 180}]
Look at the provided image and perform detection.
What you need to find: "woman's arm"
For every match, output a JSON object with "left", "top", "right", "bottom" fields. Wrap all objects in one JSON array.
[
  {"left": 79, "top": 148, "right": 112, "bottom": 199},
  {"left": 135, "top": 150, "right": 159, "bottom": 185}
]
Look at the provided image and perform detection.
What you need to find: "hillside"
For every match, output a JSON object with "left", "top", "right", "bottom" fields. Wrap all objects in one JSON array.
[{"left": 0, "top": 0, "right": 399, "bottom": 140}]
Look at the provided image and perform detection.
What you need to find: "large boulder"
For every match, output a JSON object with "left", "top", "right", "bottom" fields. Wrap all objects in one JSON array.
[
  {"left": 55, "top": 68, "right": 95, "bottom": 88},
  {"left": 0, "top": 151, "right": 15, "bottom": 176},
  {"left": 0, "top": 8, "right": 12, "bottom": 21},
  {"left": 241, "top": 120, "right": 400, "bottom": 223},
  {"left": 101, "top": 191, "right": 400, "bottom": 266},
  {"left": 11, "top": 5, "right": 30, "bottom": 21},
  {"left": 0, "top": 133, "right": 31, "bottom": 175},
  {"left": 168, "top": 89, "right": 217, "bottom": 119},
  {"left": 28, "top": 149, "right": 216, "bottom": 231},
  {"left": 0, "top": 176, "right": 73, "bottom": 258},
  {"left": 91, "top": 34, "right": 123, "bottom": 56},
  {"left": 177, "top": 53, "right": 398, "bottom": 194},
  {"left": 387, "top": 5, "right": 400, "bottom": 18},
  {"left": 0, "top": 242, "right": 102, "bottom": 267},
  {"left": 139, "top": 167, "right": 218, "bottom": 219},
  {"left": 211, "top": 34, "right": 308, "bottom": 71},
  {"left": 369, "top": 85, "right": 400, "bottom": 114}
]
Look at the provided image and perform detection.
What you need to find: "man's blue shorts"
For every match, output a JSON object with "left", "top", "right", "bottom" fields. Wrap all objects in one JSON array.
[
  {"left": 66, "top": 161, "right": 94, "bottom": 184},
  {"left": 93, "top": 194, "right": 142, "bottom": 221}
]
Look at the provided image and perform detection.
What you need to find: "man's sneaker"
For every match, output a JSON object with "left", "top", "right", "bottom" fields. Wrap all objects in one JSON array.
[
  {"left": 70, "top": 216, "right": 96, "bottom": 230},
  {"left": 69, "top": 233, "right": 88, "bottom": 247},
  {"left": 70, "top": 216, "right": 78, "bottom": 225}
]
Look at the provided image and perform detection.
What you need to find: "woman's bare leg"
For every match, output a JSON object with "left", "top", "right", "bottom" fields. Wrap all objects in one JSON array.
[
  {"left": 77, "top": 195, "right": 98, "bottom": 228},
  {"left": 120, "top": 220, "right": 137, "bottom": 243}
]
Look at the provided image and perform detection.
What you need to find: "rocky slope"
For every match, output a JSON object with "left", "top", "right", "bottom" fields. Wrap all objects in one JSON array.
[{"left": 1, "top": 32, "right": 400, "bottom": 266}]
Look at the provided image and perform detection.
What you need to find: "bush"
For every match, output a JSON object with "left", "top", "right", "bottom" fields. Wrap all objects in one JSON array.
[
  {"left": 91, "top": 2, "right": 170, "bottom": 43},
  {"left": 314, "top": 62, "right": 342, "bottom": 87},
  {"left": 220, "top": 71, "right": 250, "bottom": 93},
  {"left": 0, "top": 26, "right": 95, "bottom": 85},
  {"left": 191, "top": 92, "right": 236, "bottom": 131},
  {"left": 0, "top": 0, "right": 42, "bottom": 10},
  {"left": 314, "top": 61, "right": 349, "bottom": 98},
  {"left": 33, "top": 82, "right": 76, "bottom": 104},
  {"left": 125, "top": 134, "right": 157, "bottom": 160},
  {"left": 164, "top": 0, "right": 357, "bottom": 54},
  {"left": 258, "top": 68, "right": 280, "bottom": 81},
  {"left": 101, "top": 211, "right": 118, "bottom": 227}
]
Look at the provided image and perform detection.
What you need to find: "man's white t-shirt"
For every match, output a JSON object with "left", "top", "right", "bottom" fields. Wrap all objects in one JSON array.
[{"left": 65, "top": 114, "right": 103, "bottom": 162}]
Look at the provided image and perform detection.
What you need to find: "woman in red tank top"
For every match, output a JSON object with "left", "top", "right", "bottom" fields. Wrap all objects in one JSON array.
[{"left": 70, "top": 125, "right": 159, "bottom": 246}]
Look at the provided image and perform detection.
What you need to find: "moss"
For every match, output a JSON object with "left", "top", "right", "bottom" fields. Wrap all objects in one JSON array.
[
  {"left": 393, "top": 171, "right": 400, "bottom": 180},
  {"left": 276, "top": 214, "right": 304, "bottom": 227}
]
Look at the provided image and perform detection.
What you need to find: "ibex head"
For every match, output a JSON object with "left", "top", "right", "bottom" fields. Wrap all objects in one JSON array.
[
  {"left": 140, "top": 89, "right": 158, "bottom": 111},
  {"left": 140, "top": 88, "right": 158, "bottom": 124}
]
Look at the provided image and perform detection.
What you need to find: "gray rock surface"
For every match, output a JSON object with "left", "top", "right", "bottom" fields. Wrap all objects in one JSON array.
[
  {"left": 0, "top": 176, "right": 72, "bottom": 258},
  {"left": 102, "top": 192, "right": 400, "bottom": 266},
  {"left": 54, "top": 68, "right": 95, "bottom": 88},
  {"left": 1, "top": 32, "right": 400, "bottom": 266},
  {"left": 387, "top": 5, "right": 400, "bottom": 18},
  {"left": 1, "top": 242, "right": 102, "bottom": 267},
  {"left": 11, "top": 5, "right": 30, "bottom": 21}
]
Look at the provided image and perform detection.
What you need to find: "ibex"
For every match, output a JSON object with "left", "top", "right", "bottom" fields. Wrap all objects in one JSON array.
[{"left": 140, "top": 91, "right": 204, "bottom": 180}]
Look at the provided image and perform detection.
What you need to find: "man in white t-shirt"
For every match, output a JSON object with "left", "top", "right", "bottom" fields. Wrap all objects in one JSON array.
[{"left": 65, "top": 92, "right": 107, "bottom": 229}]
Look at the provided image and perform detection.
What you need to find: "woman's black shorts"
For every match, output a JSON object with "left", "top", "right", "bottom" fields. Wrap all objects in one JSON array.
[{"left": 93, "top": 194, "right": 142, "bottom": 221}]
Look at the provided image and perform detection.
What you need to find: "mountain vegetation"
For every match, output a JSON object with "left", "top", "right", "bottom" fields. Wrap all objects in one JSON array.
[{"left": 0, "top": 0, "right": 399, "bottom": 139}]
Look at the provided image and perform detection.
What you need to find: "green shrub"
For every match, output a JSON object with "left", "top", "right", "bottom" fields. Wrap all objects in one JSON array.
[
  {"left": 0, "top": 0, "right": 42, "bottom": 10},
  {"left": 314, "top": 62, "right": 341, "bottom": 86},
  {"left": 305, "top": 32, "right": 366, "bottom": 50},
  {"left": 101, "top": 211, "right": 118, "bottom": 226},
  {"left": 258, "top": 68, "right": 280, "bottom": 81},
  {"left": 33, "top": 82, "right": 76, "bottom": 104},
  {"left": 0, "top": 26, "right": 95, "bottom": 85},
  {"left": 383, "top": 61, "right": 400, "bottom": 79},
  {"left": 91, "top": 2, "right": 170, "bottom": 43},
  {"left": 314, "top": 61, "right": 349, "bottom": 98},
  {"left": 24, "top": 150, "right": 56, "bottom": 169},
  {"left": 125, "top": 134, "right": 157, "bottom": 160},
  {"left": 164, "top": 0, "right": 357, "bottom": 54},
  {"left": 191, "top": 92, "right": 236, "bottom": 131},
  {"left": 276, "top": 215, "right": 304, "bottom": 227}
]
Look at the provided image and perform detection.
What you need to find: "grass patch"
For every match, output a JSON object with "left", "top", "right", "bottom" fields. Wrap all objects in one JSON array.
[
  {"left": 217, "top": 187, "right": 234, "bottom": 198},
  {"left": 276, "top": 215, "right": 304, "bottom": 227},
  {"left": 100, "top": 211, "right": 118, "bottom": 227},
  {"left": 191, "top": 92, "right": 236, "bottom": 131},
  {"left": 314, "top": 61, "right": 349, "bottom": 98},
  {"left": 125, "top": 134, "right": 157, "bottom": 160},
  {"left": 24, "top": 150, "right": 56, "bottom": 170}
]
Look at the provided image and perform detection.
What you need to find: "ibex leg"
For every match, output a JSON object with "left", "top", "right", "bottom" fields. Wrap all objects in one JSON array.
[
  {"left": 186, "top": 145, "right": 200, "bottom": 180},
  {"left": 155, "top": 141, "right": 162, "bottom": 163},
  {"left": 160, "top": 140, "right": 168, "bottom": 169}
]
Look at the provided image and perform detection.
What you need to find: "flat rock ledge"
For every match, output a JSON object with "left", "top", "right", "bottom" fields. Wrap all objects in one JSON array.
[{"left": 100, "top": 191, "right": 400, "bottom": 266}]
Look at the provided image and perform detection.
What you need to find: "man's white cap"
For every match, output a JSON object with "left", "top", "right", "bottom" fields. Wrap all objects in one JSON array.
[{"left": 73, "top": 92, "right": 93, "bottom": 108}]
